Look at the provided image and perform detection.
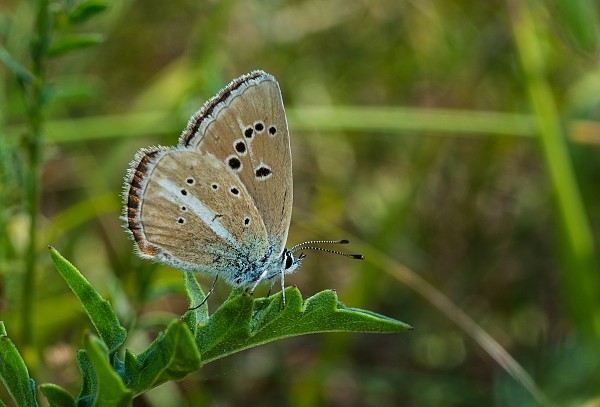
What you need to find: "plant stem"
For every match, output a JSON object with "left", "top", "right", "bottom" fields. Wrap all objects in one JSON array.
[
  {"left": 507, "top": 0, "right": 600, "bottom": 340},
  {"left": 22, "top": 0, "right": 49, "bottom": 348}
]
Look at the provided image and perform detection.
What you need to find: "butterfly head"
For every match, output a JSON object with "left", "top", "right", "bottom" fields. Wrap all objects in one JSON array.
[
  {"left": 283, "top": 248, "right": 305, "bottom": 275},
  {"left": 261, "top": 248, "right": 304, "bottom": 283}
]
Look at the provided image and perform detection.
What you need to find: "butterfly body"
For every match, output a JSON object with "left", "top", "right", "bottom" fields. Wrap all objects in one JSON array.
[{"left": 124, "top": 71, "right": 302, "bottom": 290}]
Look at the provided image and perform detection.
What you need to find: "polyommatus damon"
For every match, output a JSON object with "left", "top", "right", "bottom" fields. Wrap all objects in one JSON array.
[{"left": 123, "top": 70, "right": 362, "bottom": 307}]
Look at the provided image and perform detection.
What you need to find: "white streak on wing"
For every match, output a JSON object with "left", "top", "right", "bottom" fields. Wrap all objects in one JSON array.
[{"left": 155, "top": 178, "right": 241, "bottom": 249}]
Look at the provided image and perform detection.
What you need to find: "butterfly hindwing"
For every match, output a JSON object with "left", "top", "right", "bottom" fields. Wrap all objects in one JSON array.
[{"left": 126, "top": 147, "right": 270, "bottom": 284}]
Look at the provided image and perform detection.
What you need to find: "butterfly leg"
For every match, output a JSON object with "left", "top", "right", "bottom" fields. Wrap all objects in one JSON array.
[
  {"left": 280, "top": 268, "right": 286, "bottom": 308},
  {"left": 188, "top": 275, "right": 219, "bottom": 310},
  {"left": 267, "top": 280, "right": 275, "bottom": 297},
  {"left": 250, "top": 268, "right": 270, "bottom": 295}
]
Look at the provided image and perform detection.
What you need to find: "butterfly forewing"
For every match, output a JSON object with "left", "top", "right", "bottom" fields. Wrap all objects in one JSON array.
[{"left": 182, "top": 72, "right": 293, "bottom": 255}]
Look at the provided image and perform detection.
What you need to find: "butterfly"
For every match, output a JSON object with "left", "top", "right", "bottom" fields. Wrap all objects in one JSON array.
[{"left": 123, "top": 70, "right": 362, "bottom": 307}]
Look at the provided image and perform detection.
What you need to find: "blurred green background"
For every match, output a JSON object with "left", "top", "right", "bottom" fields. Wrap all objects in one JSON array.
[{"left": 2, "top": 0, "right": 600, "bottom": 405}]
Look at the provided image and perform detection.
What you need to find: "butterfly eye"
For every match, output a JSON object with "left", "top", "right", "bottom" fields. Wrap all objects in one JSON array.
[
  {"left": 211, "top": 183, "right": 219, "bottom": 190},
  {"left": 268, "top": 126, "right": 277, "bottom": 136},
  {"left": 285, "top": 253, "right": 294, "bottom": 269},
  {"left": 244, "top": 127, "right": 254, "bottom": 138},
  {"left": 254, "top": 121, "right": 264, "bottom": 132},
  {"left": 186, "top": 177, "right": 195, "bottom": 185}
]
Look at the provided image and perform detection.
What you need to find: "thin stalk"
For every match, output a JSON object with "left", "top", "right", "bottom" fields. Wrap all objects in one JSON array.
[
  {"left": 507, "top": 0, "right": 600, "bottom": 339},
  {"left": 0, "top": 53, "right": 7, "bottom": 279},
  {"left": 22, "top": 0, "right": 49, "bottom": 347},
  {"left": 297, "top": 211, "right": 555, "bottom": 407}
]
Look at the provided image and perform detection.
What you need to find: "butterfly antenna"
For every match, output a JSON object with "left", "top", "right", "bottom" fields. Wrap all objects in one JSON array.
[
  {"left": 289, "top": 239, "right": 350, "bottom": 252},
  {"left": 289, "top": 240, "right": 363, "bottom": 259}
]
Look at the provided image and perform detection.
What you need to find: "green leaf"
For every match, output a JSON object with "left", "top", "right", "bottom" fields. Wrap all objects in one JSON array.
[
  {"left": 49, "top": 246, "right": 127, "bottom": 353},
  {"left": 0, "top": 47, "right": 35, "bottom": 83},
  {"left": 48, "top": 34, "right": 104, "bottom": 57},
  {"left": 195, "top": 291, "right": 253, "bottom": 360},
  {"left": 123, "top": 320, "right": 201, "bottom": 396},
  {"left": 197, "top": 287, "right": 412, "bottom": 363},
  {"left": 0, "top": 322, "right": 38, "bottom": 407},
  {"left": 39, "top": 384, "right": 75, "bottom": 407},
  {"left": 181, "top": 272, "right": 209, "bottom": 333},
  {"left": 46, "top": 250, "right": 409, "bottom": 401},
  {"left": 84, "top": 333, "right": 132, "bottom": 406},
  {"left": 75, "top": 350, "right": 96, "bottom": 405},
  {"left": 69, "top": 0, "right": 110, "bottom": 24}
]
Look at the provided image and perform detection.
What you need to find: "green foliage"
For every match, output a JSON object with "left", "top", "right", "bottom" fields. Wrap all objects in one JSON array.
[
  {"left": 49, "top": 246, "right": 126, "bottom": 353},
  {"left": 0, "top": 323, "right": 38, "bottom": 407},
  {"left": 48, "top": 34, "right": 104, "bottom": 57},
  {"left": 67, "top": 1, "right": 110, "bottom": 25},
  {"left": 123, "top": 320, "right": 200, "bottom": 395},
  {"left": 0, "top": 247, "right": 409, "bottom": 406},
  {"left": 0, "top": 48, "right": 35, "bottom": 83},
  {"left": 39, "top": 384, "right": 76, "bottom": 407},
  {"left": 83, "top": 333, "right": 132, "bottom": 406},
  {"left": 0, "top": 0, "right": 111, "bottom": 360},
  {"left": 194, "top": 287, "right": 408, "bottom": 364}
]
